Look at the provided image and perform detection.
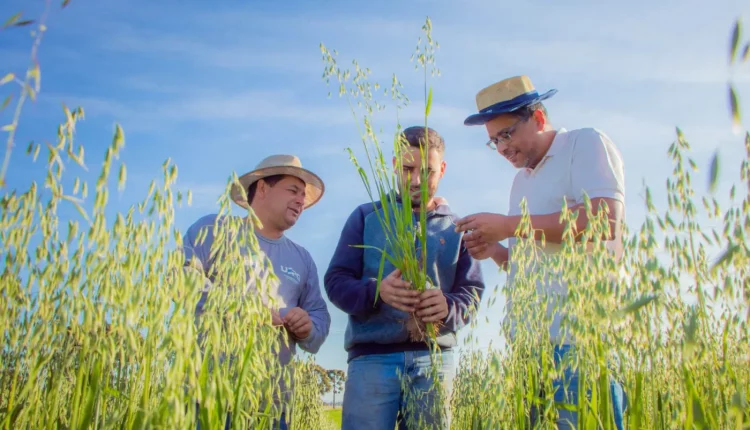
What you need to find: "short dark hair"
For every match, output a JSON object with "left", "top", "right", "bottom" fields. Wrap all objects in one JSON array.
[
  {"left": 247, "top": 174, "right": 284, "bottom": 206},
  {"left": 399, "top": 126, "right": 445, "bottom": 154},
  {"left": 507, "top": 102, "right": 548, "bottom": 122}
]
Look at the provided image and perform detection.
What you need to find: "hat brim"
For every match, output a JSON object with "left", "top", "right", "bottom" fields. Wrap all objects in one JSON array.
[
  {"left": 463, "top": 89, "right": 557, "bottom": 126},
  {"left": 230, "top": 165, "right": 325, "bottom": 210}
]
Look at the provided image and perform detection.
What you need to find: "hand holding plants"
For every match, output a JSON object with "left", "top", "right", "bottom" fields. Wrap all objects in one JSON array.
[
  {"left": 379, "top": 268, "right": 420, "bottom": 312},
  {"left": 380, "top": 269, "right": 448, "bottom": 323},
  {"left": 283, "top": 307, "right": 312, "bottom": 340},
  {"left": 416, "top": 288, "right": 448, "bottom": 323}
]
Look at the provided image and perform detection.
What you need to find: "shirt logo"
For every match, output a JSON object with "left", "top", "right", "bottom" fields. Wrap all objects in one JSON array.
[{"left": 280, "top": 265, "right": 301, "bottom": 283}]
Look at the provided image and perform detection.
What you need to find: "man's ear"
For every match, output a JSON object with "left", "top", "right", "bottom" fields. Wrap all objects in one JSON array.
[
  {"left": 256, "top": 179, "right": 266, "bottom": 199},
  {"left": 533, "top": 109, "right": 547, "bottom": 131}
]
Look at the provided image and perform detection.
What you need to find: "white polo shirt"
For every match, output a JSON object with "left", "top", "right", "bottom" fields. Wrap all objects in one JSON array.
[{"left": 505, "top": 127, "right": 626, "bottom": 345}]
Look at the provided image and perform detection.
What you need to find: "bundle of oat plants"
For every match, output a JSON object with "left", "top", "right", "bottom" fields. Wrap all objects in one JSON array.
[{"left": 320, "top": 17, "right": 442, "bottom": 344}]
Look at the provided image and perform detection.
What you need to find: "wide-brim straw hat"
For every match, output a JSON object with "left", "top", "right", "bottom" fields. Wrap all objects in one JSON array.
[
  {"left": 230, "top": 154, "right": 325, "bottom": 210},
  {"left": 464, "top": 75, "right": 557, "bottom": 126}
]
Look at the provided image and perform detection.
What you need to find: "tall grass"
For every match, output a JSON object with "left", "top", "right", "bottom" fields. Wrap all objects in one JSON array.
[
  {"left": 0, "top": 79, "right": 293, "bottom": 429},
  {"left": 0, "top": 4, "right": 331, "bottom": 429},
  {"left": 1, "top": 3, "right": 749, "bottom": 430},
  {"left": 444, "top": 129, "right": 750, "bottom": 428},
  {"left": 320, "top": 14, "right": 750, "bottom": 430}
]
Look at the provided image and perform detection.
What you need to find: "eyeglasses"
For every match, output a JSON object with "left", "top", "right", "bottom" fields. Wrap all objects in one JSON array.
[{"left": 485, "top": 118, "right": 524, "bottom": 151}]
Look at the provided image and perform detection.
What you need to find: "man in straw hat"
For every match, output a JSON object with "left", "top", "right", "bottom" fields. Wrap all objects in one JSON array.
[
  {"left": 325, "top": 126, "right": 485, "bottom": 430},
  {"left": 454, "top": 75, "right": 627, "bottom": 429},
  {"left": 182, "top": 154, "right": 331, "bottom": 429}
]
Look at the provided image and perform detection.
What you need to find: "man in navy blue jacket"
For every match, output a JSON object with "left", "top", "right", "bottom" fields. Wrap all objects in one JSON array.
[{"left": 324, "top": 126, "right": 486, "bottom": 430}]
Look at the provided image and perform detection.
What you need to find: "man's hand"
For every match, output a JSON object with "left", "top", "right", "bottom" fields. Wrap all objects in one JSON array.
[
  {"left": 379, "top": 268, "right": 420, "bottom": 312},
  {"left": 283, "top": 307, "right": 312, "bottom": 340},
  {"left": 463, "top": 236, "right": 500, "bottom": 261},
  {"left": 454, "top": 212, "right": 515, "bottom": 243},
  {"left": 463, "top": 236, "right": 510, "bottom": 269},
  {"left": 271, "top": 309, "right": 284, "bottom": 327},
  {"left": 415, "top": 289, "right": 448, "bottom": 323}
]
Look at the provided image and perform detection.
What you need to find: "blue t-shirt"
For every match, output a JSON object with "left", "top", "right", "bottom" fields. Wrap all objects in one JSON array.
[{"left": 182, "top": 213, "right": 331, "bottom": 367}]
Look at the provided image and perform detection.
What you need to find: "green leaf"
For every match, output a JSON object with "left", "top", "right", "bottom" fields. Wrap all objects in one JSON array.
[
  {"left": 61, "top": 194, "right": 91, "bottom": 224},
  {"left": 374, "top": 246, "right": 387, "bottom": 306},
  {"left": 29, "top": 63, "right": 40, "bottom": 92},
  {"left": 708, "top": 150, "right": 720, "bottom": 193},
  {"left": 425, "top": 86, "right": 433, "bottom": 117},
  {"left": 118, "top": 164, "right": 127, "bottom": 191},
  {"left": 0, "top": 73, "right": 14, "bottom": 85},
  {"left": 62, "top": 0, "right": 72, "bottom": 8},
  {"left": 2, "top": 12, "right": 21, "bottom": 29},
  {"left": 78, "top": 358, "right": 102, "bottom": 430},
  {"left": 711, "top": 244, "right": 739, "bottom": 272},
  {"left": 615, "top": 295, "right": 657, "bottom": 318},
  {"left": 13, "top": 20, "right": 34, "bottom": 27},
  {"left": 743, "top": 42, "right": 750, "bottom": 62},
  {"left": 112, "top": 124, "right": 125, "bottom": 151},
  {"left": 2, "top": 124, "right": 15, "bottom": 132},
  {"left": 729, "top": 84, "right": 741, "bottom": 129},
  {"left": 0, "top": 94, "right": 11, "bottom": 112},
  {"left": 24, "top": 83, "right": 36, "bottom": 101},
  {"left": 730, "top": 18, "right": 742, "bottom": 64}
]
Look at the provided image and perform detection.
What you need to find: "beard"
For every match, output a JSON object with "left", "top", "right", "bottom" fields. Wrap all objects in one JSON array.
[{"left": 409, "top": 187, "right": 434, "bottom": 207}]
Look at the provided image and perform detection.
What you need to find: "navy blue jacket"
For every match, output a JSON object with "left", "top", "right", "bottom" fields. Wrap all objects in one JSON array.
[{"left": 323, "top": 197, "right": 485, "bottom": 362}]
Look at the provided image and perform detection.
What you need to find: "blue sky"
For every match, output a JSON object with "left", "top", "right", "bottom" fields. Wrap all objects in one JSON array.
[{"left": 3, "top": 0, "right": 750, "bottom": 399}]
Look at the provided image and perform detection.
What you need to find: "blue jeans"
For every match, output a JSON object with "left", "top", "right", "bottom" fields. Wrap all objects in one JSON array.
[
  {"left": 530, "top": 345, "right": 628, "bottom": 430},
  {"left": 342, "top": 350, "right": 454, "bottom": 430}
]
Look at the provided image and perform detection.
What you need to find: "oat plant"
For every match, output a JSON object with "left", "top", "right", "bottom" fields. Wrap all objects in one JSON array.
[
  {"left": 321, "top": 16, "right": 452, "bottom": 429},
  {"left": 320, "top": 17, "right": 441, "bottom": 344},
  {"left": 447, "top": 15, "right": 750, "bottom": 430},
  {"left": 0, "top": 5, "right": 314, "bottom": 429}
]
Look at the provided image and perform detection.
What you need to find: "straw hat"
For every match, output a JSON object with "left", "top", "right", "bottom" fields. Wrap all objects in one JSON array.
[
  {"left": 230, "top": 154, "right": 325, "bottom": 209},
  {"left": 464, "top": 75, "right": 557, "bottom": 126}
]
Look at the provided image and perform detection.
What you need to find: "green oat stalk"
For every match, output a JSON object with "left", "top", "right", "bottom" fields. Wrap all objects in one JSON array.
[{"left": 320, "top": 17, "right": 441, "bottom": 343}]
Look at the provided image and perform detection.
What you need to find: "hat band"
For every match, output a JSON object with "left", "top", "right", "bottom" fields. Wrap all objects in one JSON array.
[{"left": 479, "top": 91, "right": 540, "bottom": 114}]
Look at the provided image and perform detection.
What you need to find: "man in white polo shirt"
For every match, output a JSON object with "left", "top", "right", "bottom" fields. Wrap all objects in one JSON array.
[{"left": 454, "top": 75, "right": 627, "bottom": 430}]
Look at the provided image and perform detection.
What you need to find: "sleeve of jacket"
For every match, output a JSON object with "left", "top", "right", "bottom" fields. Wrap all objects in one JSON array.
[
  {"left": 296, "top": 254, "right": 331, "bottom": 353},
  {"left": 323, "top": 205, "right": 382, "bottom": 318},
  {"left": 442, "top": 235, "right": 485, "bottom": 332}
]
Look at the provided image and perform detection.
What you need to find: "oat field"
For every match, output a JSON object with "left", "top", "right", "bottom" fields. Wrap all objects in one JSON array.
[{"left": 2, "top": 3, "right": 750, "bottom": 430}]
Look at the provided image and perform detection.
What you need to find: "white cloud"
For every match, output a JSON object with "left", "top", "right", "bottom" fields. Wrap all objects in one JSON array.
[
  {"left": 175, "top": 182, "right": 227, "bottom": 210},
  {"left": 158, "top": 90, "right": 350, "bottom": 123},
  {"left": 104, "top": 31, "right": 324, "bottom": 75},
  {"left": 396, "top": 103, "right": 475, "bottom": 130},
  {"left": 449, "top": 35, "right": 746, "bottom": 87},
  {"left": 41, "top": 89, "right": 354, "bottom": 131},
  {"left": 119, "top": 75, "right": 187, "bottom": 94}
]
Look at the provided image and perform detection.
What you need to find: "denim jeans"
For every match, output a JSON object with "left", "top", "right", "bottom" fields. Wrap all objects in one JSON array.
[
  {"left": 342, "top": 350, "right": 454, "bottom": 430},
  {"left": 530, "top": 345, "right": 628, "bottom": 430}
]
